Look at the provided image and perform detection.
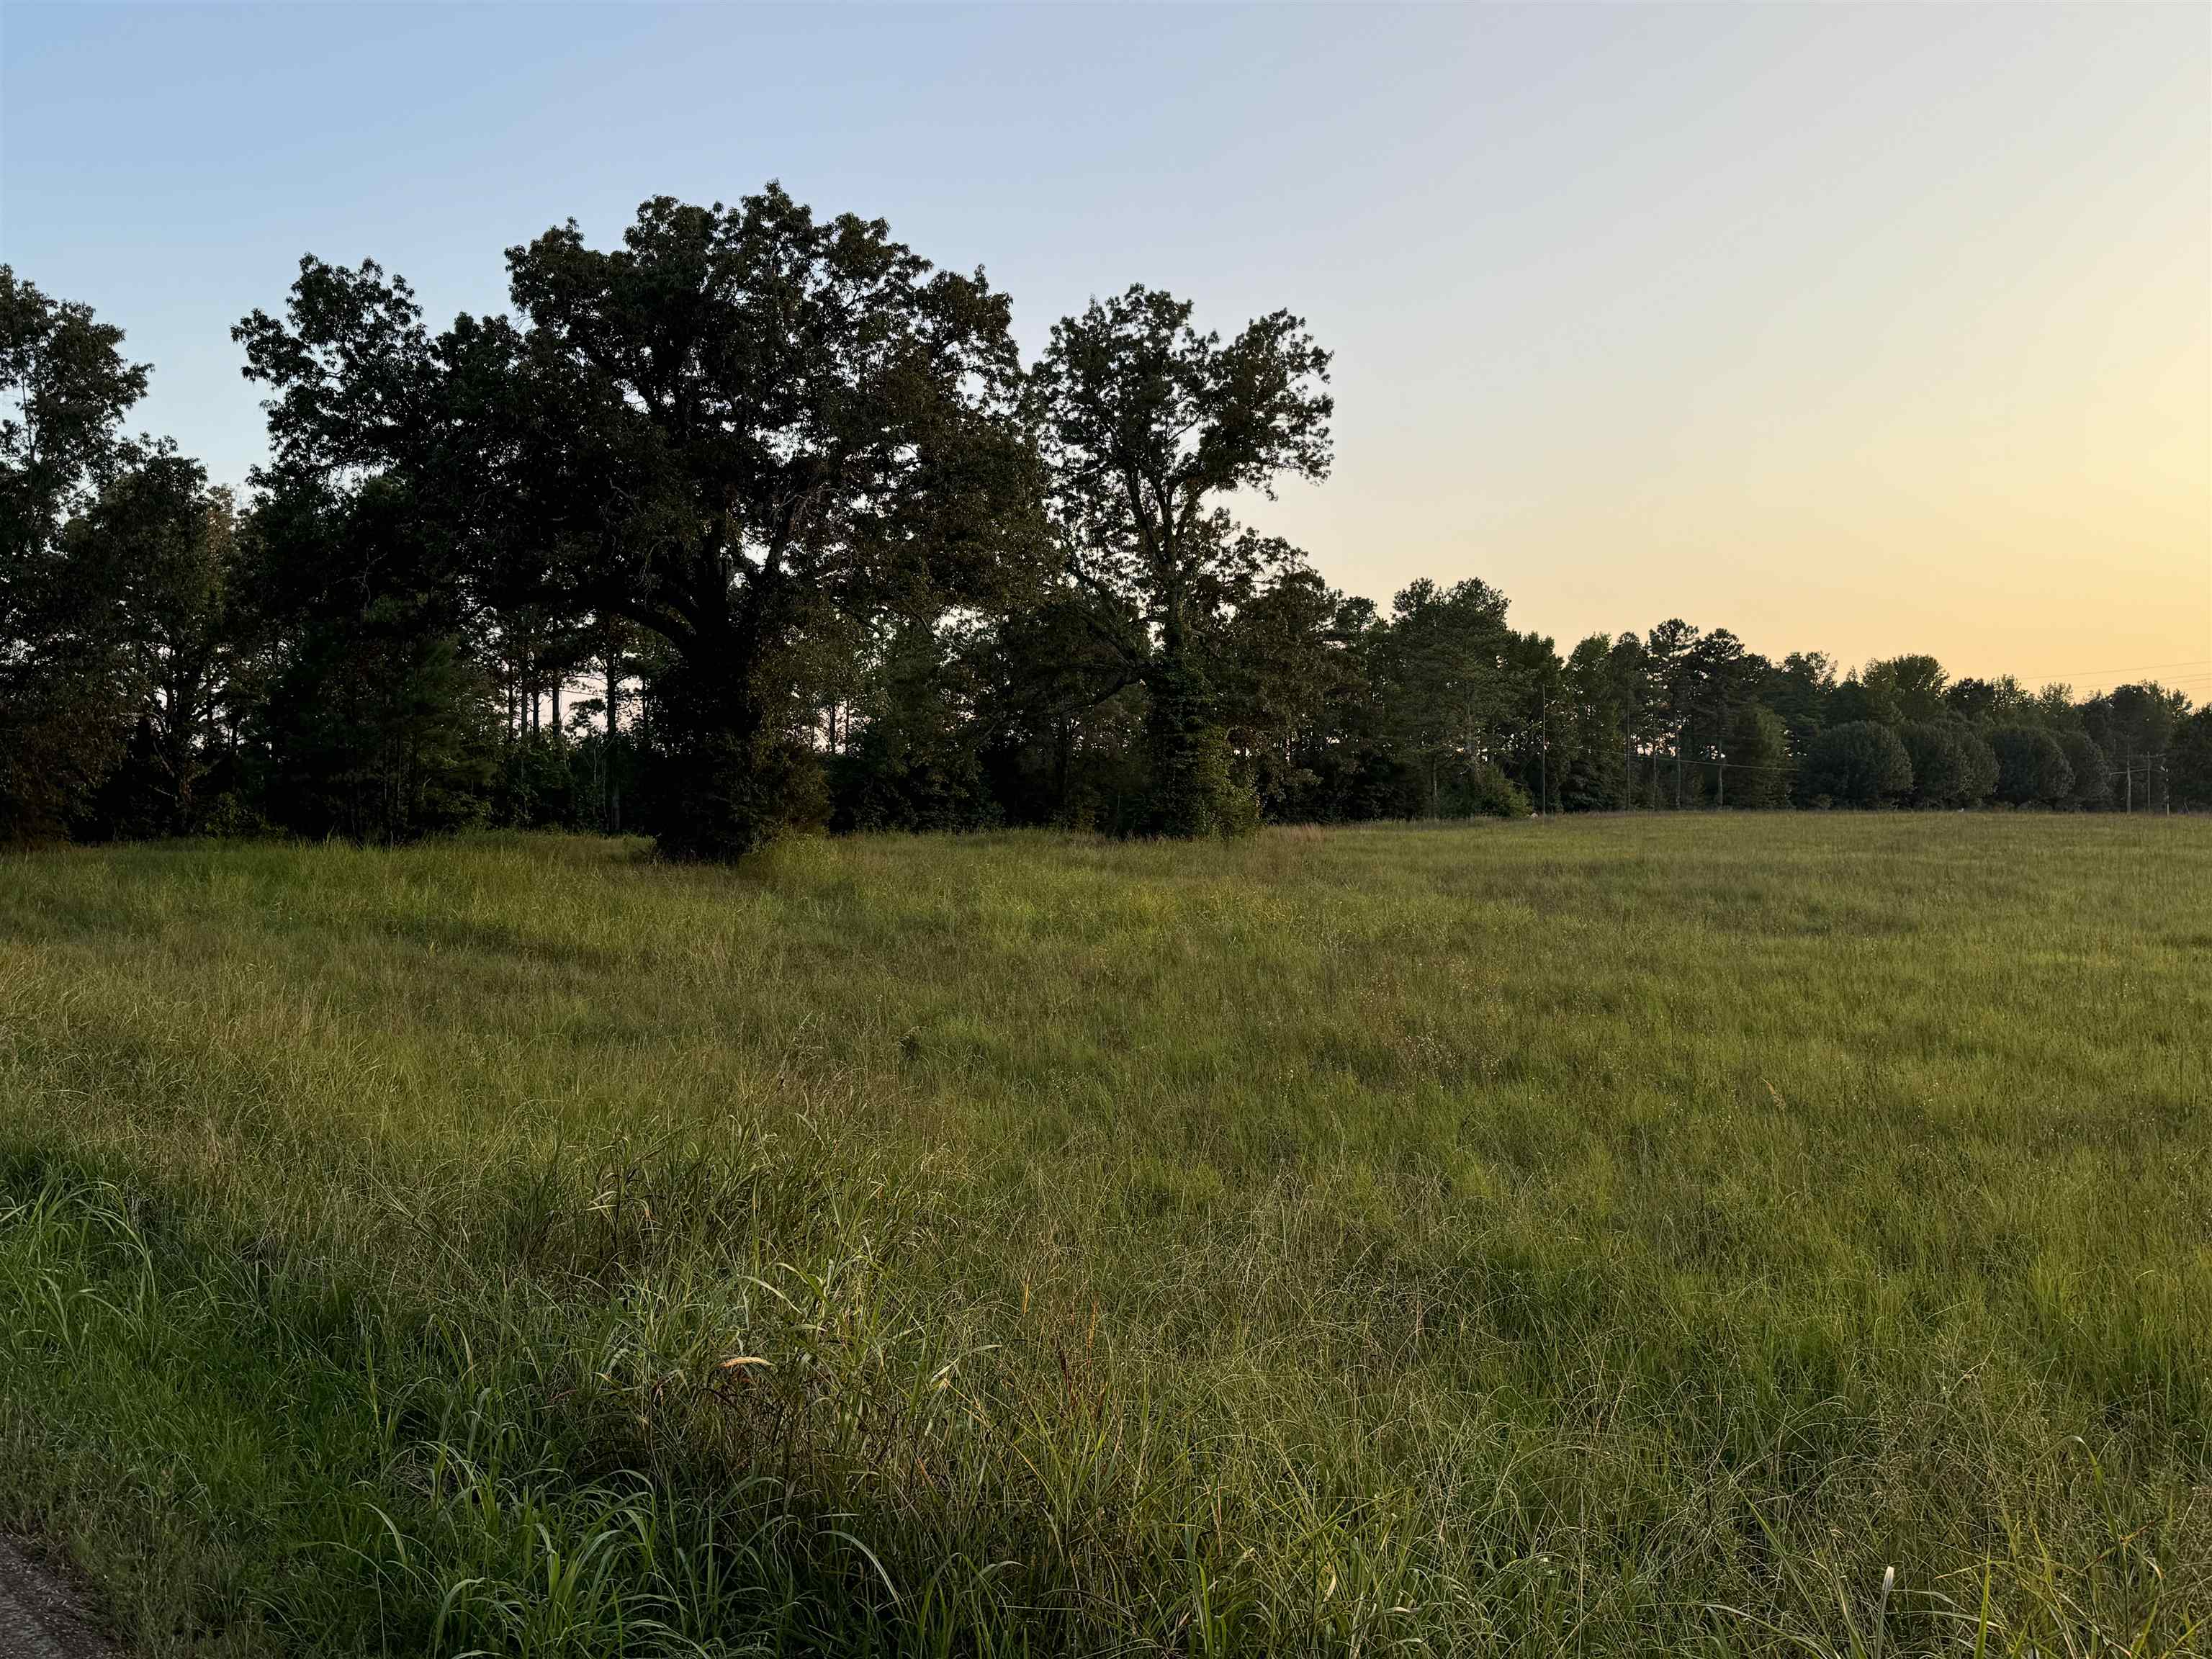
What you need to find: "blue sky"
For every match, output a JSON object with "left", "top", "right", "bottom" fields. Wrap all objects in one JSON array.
[{"left": 5, "top": 3, "right": 2207, "bottom": 691}]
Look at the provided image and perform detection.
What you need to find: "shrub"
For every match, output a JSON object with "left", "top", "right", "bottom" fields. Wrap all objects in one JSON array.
[{"left": 1449, "top": 759, "right": 1532, "bottom": 819}]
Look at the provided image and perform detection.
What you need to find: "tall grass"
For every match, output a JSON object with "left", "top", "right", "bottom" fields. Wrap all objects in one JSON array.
[{"left": 0, "top": 817, "right": 2204, "bottom": 1655}]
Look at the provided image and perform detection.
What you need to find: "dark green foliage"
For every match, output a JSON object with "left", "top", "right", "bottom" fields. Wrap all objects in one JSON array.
[
  {"left": 1956, "top": 724, "right": 2000, "bottom": 804},
  {"left": 1377, "top": 577, "right": 1519, "bottom": 817},
  {"left": 14, "top": 250, "right": 2208, "bottom": 853},
  {"left": 2055, "top": 730, "right": 2108, "bottom": 809},
  {"left": 238, "top": 477, "right": 498, "bottom": 842},
  {"left": 971, "top": 593, "right": 1147, "bottom": 831},
  {"left": 1724, "top": 703, "right": 1791, "bottom": 808},
  {"left": 0, "top": 558, "right": 136, "bottom": 843},
  {"left": 258, "top": 622, "right": 498, "bottom": 841},
  {"left": 2170, "top": 708, "right": 2212, "bottom": 810},
  {"left": 2079, "top": 682, "right": 2188, "bottom": 778},
  {"left": 491, "top": 729, "right": 584, "bottom": 830},
  {"left": 1762, "top": 651, "right": 1835, "bottom": 754},
  {"left": 640, "top": 655, "right": 831, "bottom": 859},
  {"left": 64, "top": 454, "right": 240, "bottom": 837},
  {"left": 1215, "top": 568, "right": 1354, "bottom": 821},
  {"left": 0, "top": 267, "right": 148, "bottom": 557},
  {"left": 1449, "top": 757, "right": 1532, "bottom": 818},
  {"left": 828, "top": 622, "right": 999, "bottom": 835},
  {"left": 1861, "top": 654, "right": 1949, "bottom": 724},
  {"left": 498, "top": 191, "right": 1038, "bottom": 858},
  {"left": 1801, "top": 720, "right": 1912, "bottom": 807},
  {"left": 1943, "top": 675, "right": 2031, "bottom": 725},
  {"left": 1824, "top": 675, "right": 1879, "bottom": 727},
  {"left": 1897, "top": 721, "right": 1974, "bottom": 808},
  {"left": 1031, "top": 285, "right": 1331, "bottom": 839},
  {"left": 1140, "top": 651, "right": 1251, "bottom": 835},
  {"left": 0, "top": 270, "right": 152, "bottom": 840},
  {"left": 231, "top": 188, "right": 1039, "bottom": 861},
  {"left": 1990, "top": 724, "right": 2074, "bottom": 807},
  {"left": 1554, "top": 634, "right": 1635, "bottom": 811}
]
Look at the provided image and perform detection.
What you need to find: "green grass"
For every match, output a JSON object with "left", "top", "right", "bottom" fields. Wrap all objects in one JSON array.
[{"left": 0, "top": 816, "right": 2206, "bottom": 1656}]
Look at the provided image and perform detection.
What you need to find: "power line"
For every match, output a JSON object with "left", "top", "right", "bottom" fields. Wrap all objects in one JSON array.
[{"left": 2000, "top": 657, "right": 2210, "bottom": 683}]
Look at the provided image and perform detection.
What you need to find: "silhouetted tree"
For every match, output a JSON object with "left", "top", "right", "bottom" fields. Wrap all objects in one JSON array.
[
  {"left": 1, "top": 270, "right": 159, "bottom": 840},
  {"left": 1955, "top": 724, "right": 2000, "bottom": 805},
  {"left": 1802, "top": 720, "right": 1912, "bottom": 807},
  {"left": 2079, "top": 683, "right": 2188, "bottom": 804},
  {"left": 238, "top": 477, "right": 499, "bottom": 840},
  {"left": 19, "top": 253, "right": 2209, "bottom": 849},
  {"left": 1215, "top": 567, "right": 1359, "bottom": 819},
  {"left": 233, "top": 261, "right": 503, "bottom": 840},
  {"left": 1724, "top": 703, "right": 1791, "bottom": 808},
  {"left": 1861, "top": 654, "right": 1948, "bottom": 724},
  {"left": 828, "top": 617, "right": 998, "bottom": 833},
  {"left": 1897, "top": 721, "right": 1972, "bottom": 808},
  {"left": 1030, "top": 285, "right": 1330, "bottom": 835},
  {"left": 66, "top": 451, "right": 239, "bottom": 835},
  {"left": 1943, "top": 675, "right": 2031, "bottom": 727},
  {"left": 1555, "top": 634, "right": 1634, "bottom": 810},
  {"left": 1380, "top": 577, "right": 1515, "bottom": 817},
  {"left": 498, "top": 191, "right": 1040, "bottom": 856},
  {"left": 2054, "top": 730, "right": 2108, "bottom": 810},
  {"left": 1761, "top": 650, "right": 1835, "bottom": 755},
  {"left": 2169, "top": 707, "right": 2212, "bottom": 810},
  {"left": 1989, "top": 725, "right": 2073, "bottom": 806}
]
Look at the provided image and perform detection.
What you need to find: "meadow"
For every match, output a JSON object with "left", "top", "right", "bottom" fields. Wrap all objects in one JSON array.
[{"left": 0, "top": 815, "right": 2205, "bottom": 1657}]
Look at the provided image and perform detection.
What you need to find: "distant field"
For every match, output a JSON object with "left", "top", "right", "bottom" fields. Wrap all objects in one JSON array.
[{"left": 0, "top": 817, "right": 2206, "bottom": 1657}]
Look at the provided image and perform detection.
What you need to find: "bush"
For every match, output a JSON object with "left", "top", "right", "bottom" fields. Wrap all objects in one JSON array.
[
  {"left": 1468, "top": 765, "right": 1539, "bottom": 822},
  {"left": 1800, "top": 721, "right": 1912, "bottom": 807},
  {"left": 1989, "top": 726, "right": 2074, "bottom": 807}
]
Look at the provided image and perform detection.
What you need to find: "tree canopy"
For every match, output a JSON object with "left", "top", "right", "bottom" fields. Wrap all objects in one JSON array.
[{"left": 9, "top": 199, "right": 2208, "bottom": 853}]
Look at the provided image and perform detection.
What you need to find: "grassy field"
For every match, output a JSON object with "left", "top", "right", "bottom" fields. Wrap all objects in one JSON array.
[{"left": 0, "top": 816, "right": 2205, "bottom": 1657}]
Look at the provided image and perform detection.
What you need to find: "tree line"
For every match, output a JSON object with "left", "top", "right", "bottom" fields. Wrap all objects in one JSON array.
[{"left": 6, "top": 187, "right": 2208, "bottom": 857}]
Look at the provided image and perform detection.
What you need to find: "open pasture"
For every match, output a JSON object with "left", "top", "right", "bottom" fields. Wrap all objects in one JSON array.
[{"left": 0, "top": 816, "right": 2206, "bottom": 1655}]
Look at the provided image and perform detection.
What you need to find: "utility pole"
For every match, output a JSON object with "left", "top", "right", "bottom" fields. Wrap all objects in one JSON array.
[
  {"left": 1538, "top": 688, "right": 1547, "bottom": 819},
  {"left": 604, "top": 631, "right": 623, "bottom": 835},
  {"left": 1717, "top": 755, "right": 1725, "bottom": 809}
]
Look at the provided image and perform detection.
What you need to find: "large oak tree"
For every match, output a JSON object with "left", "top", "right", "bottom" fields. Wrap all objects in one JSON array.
[
  {"left": 237, "top": 187, "right": 1041, "bottom": 859},
  {"left": 499, "top": 187, "right": 1040, "bottom": 858}
]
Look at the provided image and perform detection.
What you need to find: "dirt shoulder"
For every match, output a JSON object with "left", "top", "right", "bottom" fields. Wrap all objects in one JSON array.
[{"left": 0, "top": 1537, "right": 112, "bottom": 1659}]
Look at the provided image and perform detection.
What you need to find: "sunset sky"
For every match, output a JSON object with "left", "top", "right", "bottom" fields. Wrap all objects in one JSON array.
[{"left": 5, "top": 3, "right": 2206, "bottom": 696}]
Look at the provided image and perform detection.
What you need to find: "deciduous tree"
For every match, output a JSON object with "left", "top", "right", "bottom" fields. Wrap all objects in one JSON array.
[
  {"left": 1802, "top": 720, "right": 1912, "bottom": 807},
  {"left": 1, "top": 270, "right": 154, "bottom": 839},
  {"left": 1031, "top": 285, "right": 1330, "bottom": 835}
]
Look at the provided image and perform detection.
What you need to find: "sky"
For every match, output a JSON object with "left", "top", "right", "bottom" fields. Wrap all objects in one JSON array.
[{"left": 4, "top": 2, "right": 2207, "bottom": 698}]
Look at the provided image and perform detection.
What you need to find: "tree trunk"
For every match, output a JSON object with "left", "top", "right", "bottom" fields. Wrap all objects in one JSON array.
[
  {"left": 642, "top": 650, "right": 810, "bottom": 860},
  {"left": 605, "top": 647, "right": 622, "bottom": 834},
  {"left": 1141, "top": 608, "right": 1247, "bottom": 837}
]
